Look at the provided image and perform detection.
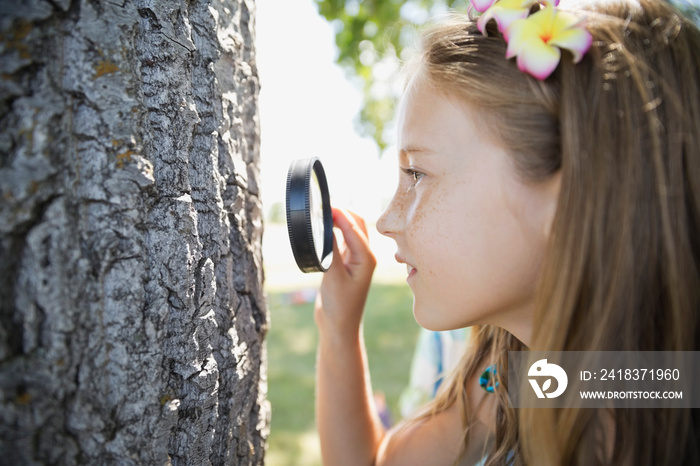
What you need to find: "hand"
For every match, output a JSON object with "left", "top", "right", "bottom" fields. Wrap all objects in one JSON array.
[{"left": 314, "top": 208, "right": 377, "bottom": 339}]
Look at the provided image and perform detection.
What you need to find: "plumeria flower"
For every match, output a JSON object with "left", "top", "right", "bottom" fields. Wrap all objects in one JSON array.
[
  {"left": 470, "top": 0, "right": 499, "bottom": 13},
  {"left": 475, "top": 0, "right": 536, "bottom": 34},
  {"left": 504, "top": 4, "right": 592, "bottom": 80},
  {"left": 473, "top": 0, "right": 560, "bottom": 35}
]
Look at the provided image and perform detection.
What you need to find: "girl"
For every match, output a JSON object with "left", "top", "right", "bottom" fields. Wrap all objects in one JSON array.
[{"left": 314, "top": 0, "right": 700, "bottom": 464}]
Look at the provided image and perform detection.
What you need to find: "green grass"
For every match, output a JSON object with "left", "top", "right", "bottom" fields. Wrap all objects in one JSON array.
[{"left": 266, "top": 282, "right": 420, "bottom": 465}]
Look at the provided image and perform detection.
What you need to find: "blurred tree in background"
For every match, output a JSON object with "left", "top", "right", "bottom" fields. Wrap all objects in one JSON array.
[
  {"left": 314, "top": 0, "right": 700, "bottom": 151},
  {"left": 313, "top": 0, "right": 469, "bottom": 150}
]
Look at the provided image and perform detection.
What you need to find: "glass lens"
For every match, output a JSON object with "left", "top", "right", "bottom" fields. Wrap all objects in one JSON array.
[{"left": 310, "top": 170, "right": 325, "bottom": 261}]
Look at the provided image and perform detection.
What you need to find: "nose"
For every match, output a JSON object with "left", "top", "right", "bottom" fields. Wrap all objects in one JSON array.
[{"left": 376, "top": 193, "right": 402, "bottom": 238}]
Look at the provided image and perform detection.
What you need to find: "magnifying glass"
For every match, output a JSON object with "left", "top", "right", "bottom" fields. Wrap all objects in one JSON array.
[{"left": 285, "top": 157, "right": 334, "bottom": 273}]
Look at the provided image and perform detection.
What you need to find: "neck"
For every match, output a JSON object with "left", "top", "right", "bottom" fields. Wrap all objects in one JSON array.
[{"left": 488, "top": 302, "right": 534, "bottom": 348}]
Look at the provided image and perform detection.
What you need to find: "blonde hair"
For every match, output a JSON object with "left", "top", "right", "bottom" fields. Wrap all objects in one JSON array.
[{"left": 406, "top": 0, "right": 700, "bottom": 464}]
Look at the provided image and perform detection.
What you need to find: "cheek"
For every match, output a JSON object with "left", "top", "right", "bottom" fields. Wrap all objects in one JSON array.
[
  {"left": 405, "top": 185, "right": 464, "bottom": 270},
  {"left": 500, "top": 177, "right": 552, "bottom": 269},
  {"left": 406, "top": 178, "right": 540, "bottom": 327}
]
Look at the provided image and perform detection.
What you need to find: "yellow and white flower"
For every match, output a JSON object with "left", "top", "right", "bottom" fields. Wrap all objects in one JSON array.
[
  {"left": 505, "top": 4, "right": 592, "bottom": 79},
  {"left": 476, "top": 0, "right": 537, "bottom": 34},
  {"left": 470, "top": 0, "right": 592, "bottom": 80}
]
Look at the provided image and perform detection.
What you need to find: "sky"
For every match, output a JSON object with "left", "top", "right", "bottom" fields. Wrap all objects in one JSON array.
[
  {"left": 256, "top": 0, "right": 399, "bottom": 224},
  {"left": 256, "top": 0, "right": 407, "bottom": 288}
]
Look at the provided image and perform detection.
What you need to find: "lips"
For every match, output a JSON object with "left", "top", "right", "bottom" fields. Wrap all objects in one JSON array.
[
  {"left": 406, "top": 264, "right": 417, "bottom": 279},
  {"left": 395, "top": 253, "right": 417, "bottom": 280}
]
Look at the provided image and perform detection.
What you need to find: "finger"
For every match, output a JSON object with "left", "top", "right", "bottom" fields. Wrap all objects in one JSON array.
[
  {"left": 333, "top": 208, "right": 369, "bottom": 243},
  {"left": 332, "top": 208, "right": 371, "bottom": 261},
  {"left": 333, "top": 227, "right": 350, "bottom": 263},
  {"left": 328, "top": 227, "right": 346, "bottom": 272},
  {"left": 346, "top": 210, "right": 369, "bottom": 237}
]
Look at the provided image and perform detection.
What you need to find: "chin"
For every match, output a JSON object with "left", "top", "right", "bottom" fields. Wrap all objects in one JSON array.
[
  {"left": 413, "top": 305, "right": 461, "bottom": 331},
  {"left": 413, "top": 301, "right": 485, "bottom": 331}
]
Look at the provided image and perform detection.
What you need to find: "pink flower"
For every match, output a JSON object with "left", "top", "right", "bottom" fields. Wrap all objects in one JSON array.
[
  {"left": 476, "top": 0, "right": 535, "bottom": 34},
  {"left": 505, "top": 4, "right": 592, "bottom": 80},
  {"left": 470, "top": 0, "right": 499, "bottom": 13}
]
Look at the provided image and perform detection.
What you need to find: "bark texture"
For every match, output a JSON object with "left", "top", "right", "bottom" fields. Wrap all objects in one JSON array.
[{"left": 0, "top": 0, "right": 269, "bottom": 464}]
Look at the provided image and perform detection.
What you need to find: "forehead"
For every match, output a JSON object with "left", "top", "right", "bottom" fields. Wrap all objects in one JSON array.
[{"left": 397, "top": 75, "right": 481, "bottom": 152}]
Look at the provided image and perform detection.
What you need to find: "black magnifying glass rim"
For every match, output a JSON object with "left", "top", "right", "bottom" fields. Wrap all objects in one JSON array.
[{"left": 285, "top": 157, "right": 334, "bottom": 273}]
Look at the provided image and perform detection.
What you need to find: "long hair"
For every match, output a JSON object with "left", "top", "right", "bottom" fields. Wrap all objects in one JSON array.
[{"left": 405, "top": 0, "right": 700, "bottom": 464}]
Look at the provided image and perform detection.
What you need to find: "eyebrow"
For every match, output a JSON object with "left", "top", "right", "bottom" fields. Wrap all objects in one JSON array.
[{"left": 399, "top": 145, "right": 435, "bottom": 158}]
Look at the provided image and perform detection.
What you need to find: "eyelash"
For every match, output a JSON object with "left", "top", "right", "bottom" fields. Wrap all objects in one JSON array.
[{"left": 401, "top": 167, "right": 425, "bottom": 184}]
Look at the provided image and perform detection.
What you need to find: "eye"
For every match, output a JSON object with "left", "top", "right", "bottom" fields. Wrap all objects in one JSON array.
[{"left": 402, "top": 167, "right": 425, "bottom": 184}]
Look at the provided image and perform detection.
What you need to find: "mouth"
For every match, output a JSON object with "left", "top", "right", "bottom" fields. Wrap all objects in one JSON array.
[
  {"left": 406, "top": 264, "right": 417, "bottom": 280},
  {"left": 395, "top": 254, "right": 417, "bottom": 280}
]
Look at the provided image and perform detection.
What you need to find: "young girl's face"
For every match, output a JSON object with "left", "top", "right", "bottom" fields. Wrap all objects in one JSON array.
[{"left": 377, "top": 76, "right": 559, "bottom": 344}]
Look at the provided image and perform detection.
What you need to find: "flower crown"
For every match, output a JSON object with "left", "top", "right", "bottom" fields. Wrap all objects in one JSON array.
[{"left": 469, "top": 0, "right": 593, "bottom": 80}]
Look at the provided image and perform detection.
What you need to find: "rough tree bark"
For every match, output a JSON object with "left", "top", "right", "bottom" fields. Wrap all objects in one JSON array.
[{"left": 0, "top": 0, "right": 269, "bottom": 464}]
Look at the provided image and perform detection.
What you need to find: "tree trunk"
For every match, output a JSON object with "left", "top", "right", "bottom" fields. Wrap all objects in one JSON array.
[{"left": 0, "top": 0, "right": 268, "bottom": 464}]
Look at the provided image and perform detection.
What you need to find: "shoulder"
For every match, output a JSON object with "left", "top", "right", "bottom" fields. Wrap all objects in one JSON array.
[
  {"left": 376, "top": 402, "right": 464, "bottom": 466},
  {"left": 377, "top": 366, "right": 498, "bottom": 466}
]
